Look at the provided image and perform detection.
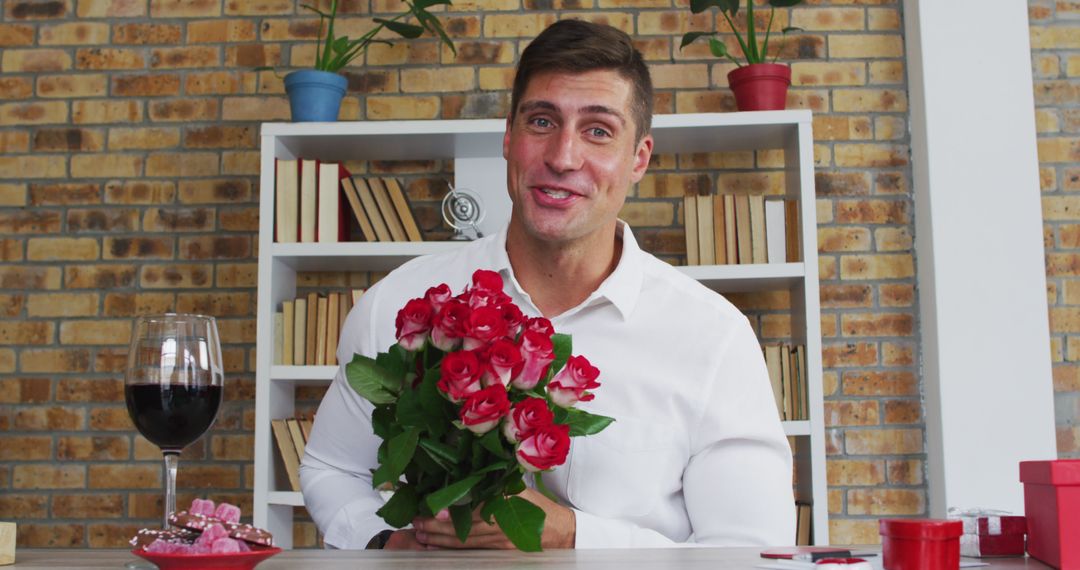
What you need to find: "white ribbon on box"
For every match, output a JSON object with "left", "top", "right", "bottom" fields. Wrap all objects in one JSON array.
[{"left": 948, "top": 507, "right": 1014, "bottom": 557}]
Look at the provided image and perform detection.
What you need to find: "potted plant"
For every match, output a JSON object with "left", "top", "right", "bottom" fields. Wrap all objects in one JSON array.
[
  {"left": 285, "top": 0, "right": 456, "bottom": 122},
  {"left": 680, "top": 0, "right": 803, "bottom": 112}
]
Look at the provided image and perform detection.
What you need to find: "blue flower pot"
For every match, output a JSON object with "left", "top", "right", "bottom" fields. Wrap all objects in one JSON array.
[{"left": 284, "top": 70, "right": 348, "bottom": 122}]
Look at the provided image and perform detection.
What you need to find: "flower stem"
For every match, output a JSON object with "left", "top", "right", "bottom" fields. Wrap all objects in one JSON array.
[{"left": 533, "top": 472, "right": 558, "bottom": 503}]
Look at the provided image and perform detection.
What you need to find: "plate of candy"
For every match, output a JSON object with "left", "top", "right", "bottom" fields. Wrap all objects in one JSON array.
[{"left": 131, "top": 499, "right": 280, "bottom": 570}]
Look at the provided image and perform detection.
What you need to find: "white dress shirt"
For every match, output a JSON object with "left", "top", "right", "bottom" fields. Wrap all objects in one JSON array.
[{"left": 300, "top": 222, "right": 795, "bottom": 549}]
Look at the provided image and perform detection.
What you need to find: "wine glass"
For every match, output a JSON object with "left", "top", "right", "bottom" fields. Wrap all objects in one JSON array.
[{"left": 125, "top": 314, "right": 224, "bottom": 529}]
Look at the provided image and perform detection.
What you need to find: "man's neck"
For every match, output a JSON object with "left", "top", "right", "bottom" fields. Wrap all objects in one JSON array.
[{"left": 505, "top": 223, "right": 622, "bottom": 318}]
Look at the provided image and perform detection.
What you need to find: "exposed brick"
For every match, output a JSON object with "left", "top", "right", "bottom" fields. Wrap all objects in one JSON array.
[
  {"left": 216, "top": 263, "right": 257, "bottom": 288},
  {"left": 37, "top": 74, "right": 109, "bottom": 98},
  {"left": 0, "top": 435, "right": 52, "bottom": 460},
  {"left": 835, "top": 143, "right": 909, "bottom": 167},
  {"left": 89, "top": 465, "right": 160, "bottom": 489},
  {"left": 0, "top": 378, "right": 51, "bottom": 403},
  {"left": 848, "top": 488, "right": 924, "bottom": 515},
  {"left": 14, "top": 406, "right": 84, "bottom": 430},
  {"left": 0, "top": 293, "right": 26, "bottom": 318},
  {"left": 3, "top": 48, "right": 72, "bottom": 72},
  {"left": 114, "top": 22, "right": 182, "bottom": 44},
  {"left": 89, "top": 406, "right": 135, "bottom": 431},
  {"left": 105, "top": 180, "right": 176, "bottom": 204},
  {"left": 179, "top": 236, "right": 251, "bottom": 260},
  {"left": 140, "top": 264, "right": 214, "bottom": 288},
  {"left": 183, "top": 125, "right": 255, "bottom": 149},
  {"left": 210, "top": 434, "right": 254, "bottom": 460},
  {"left": 881, "top": 341, "right": 914, "bottom": 367},
  {"left": 177, "top": 465, "right": 241, "bottom": 489},
  {"left": 0, "top": 132, "right": 29, "bottom": 154},
  {"left": 40, "top": 21, "right": 110, "bottom": 44},
  {"left": 834, "top": 88, "right": 908, "bottom": 112},
  {"left": 824, "top": 400, "right": 880, "bottom": 427},
  {"left": 176, "top": 292, "right": 251, "bottom": 317},
  {"left": 33, "top": 127, "right": 105, "bottom": 152},
  {"left": 884, "top": 399, "right": 922, "bottom": 424},
  {"left": 65, "top": 264, "right": 137, "bottom": 288},
  {"left": 150, "top": 46, "right": 220, "bottom": 69},
  {"left": 846, "top": 428, "right": 922, "bottom": 455},
  {"left": 225, "top": 44, "right": 280, "bottom": 68},
  {"left": 0, "top": 24, "right": 35, "bottom": 46},
  {"left": 67, "top": 208, "right": 139, "bottom": 232},
  {"left": 188, "top": 19, "right": 257, "bottom": 42},
  {"left": 879, "top": 284, "right": 914, "bottom": 307},
  {"left": 75, "top": 47, "right": 145, "bottom": 70},
  {"left": 73, "top": 100, "right": 143, "bottom": 124},
  {"left": 0, "top": 349, "right": 14, "bottom": 373},
  {"left": 821, "top": 284, "right": 872, "bottom": 308},
  {"left": 222, "top": 151, "right": 260, "bottom": 175},
  {"left": 20, "top": 348, "right": 92, "bottom": 373},
  {"left": 146, "top": 152, "right": 220, "bottom": 177},
  {"left": 826, "top": 459, "right": 885, "bottom": 486},
  {"left": 59, "top": 320, "right": 131, "bottom": 345},
  {"left": 887, "top": 459, "right": 924, "bottom": 485},
  {"left": 0, "top": 210, "right": 63, "bottom": 234},
  {"left": 89, "top": 523, "right": 143, "bottom": 548},
  {"left": 819, "top": 227, "right": 871, "bottom": 252},
  {"left": 112, "top": 74, "right": 181, "bottom": 97},
  {"left": 27, "top": 237, "right": 100, "bottom": 261},
  {"left": 841, "top": 313, "right": 913, "bottom": 337},
  {"left": 13, "top": 464, "right": 85, "bottom": 490},
  {"left": 185, "top": 71, "right": 255, "bottom": 95},
  {"left": 77, "top": 0, "right": 146, "bottom": 17},
  {"left": 367, "top": 96, "right": 440, "bottom": 120},
  {"left": 148, "top": 99, "right": 220, "bottom": 122},
  {"left": 150, "top": 0, "right": 222, "bottom": 18},
  {"left": 0, "top": 101, "right": 69, "bottom": 126},
  {"left": 0, "top": 77, "right": 34, "bottom": 99},
  {"left": 0, "top": 239, "right": 23, "bottom": 262},
  {"left": 0, "top": 266, "right": 62, "bottom": 289},
  {"left": 843, "top": 370, "right": 917, "bottom": 396},
  {"left": 56, "top": 377, "right": 123, "bottom": 402},
  {"left": 143, "top": 207, "right": 215, "bottom": 232},
  {"left": 103, "top": 236, "right": 174, "bottom": 260},
  {"left": 0, "top": 494, "right": 48, "bottom": 519}
]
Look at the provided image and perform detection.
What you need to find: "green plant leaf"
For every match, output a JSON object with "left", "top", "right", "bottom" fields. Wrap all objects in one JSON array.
[
  {"left": 708, "top": 37, "right": 729, "bottom": 59},
  {"left": 449, "top": 504, "right": 473, "bottom": 543},
  {"left": 419, "top": 437, "right": 461, "bottom": 465},
  {"left": 376, "top": 484, "right": 419, "bottom": 528},
  {"left": 346, "top": 354, "right": 399, "bottom": 404},
  {"left": 425, "top": 474, "right": 484, "bottom": 514},
  {"left": 782, "top": 26, "right": 802, "bottom": 33},
  {"left": 491, "top": 496, "right": 545, "bottom": 552},
  {"left": 679, "top": 31, "right": 714, "bottom": 50},
  {"left": 412, "top": 6, "right": 457, "bottom": 55},
  {"left": 689, "top": 0, "right": 737, "bottom": 14},
  {"left": 414, "top": 0, "right": 452, "bottom": 8},
  {"left": 478, "top": 428, "right": 510, "bottom": 459},
  {"left": 371, "top": 404, "right": 394, "bottom": 439},
  {"left": 376, "top": 18, "right": 424, "bottom": 38},
  {"left": 474, "top": 459, "right": 512, "bottom": 475},
  {"left": 549, "top": 333, "right": 571, "bottom": 379},
  {"left": 769, "top": 0, "right": 803, "bottom": 6},
  {"left": 395, "top": 384, "right": 427, "bottom": 428},
  {"left": 745, "top": 0, "right": 758, "bottom": 62},
  {"left": 372, "top": 427, "right": 420, "bottom": 487},
  {"left": 561, "top": 408, "right": 616, "bottom": 437}
]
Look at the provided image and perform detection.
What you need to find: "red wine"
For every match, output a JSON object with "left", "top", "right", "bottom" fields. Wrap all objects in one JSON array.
[{"left": 125, "top": 383, "right": 222, "bottom": 452}]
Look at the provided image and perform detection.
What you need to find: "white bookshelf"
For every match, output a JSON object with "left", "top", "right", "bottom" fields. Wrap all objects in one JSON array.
[{"left": 253, "top": 111, "right": 826, "bottom": 548}]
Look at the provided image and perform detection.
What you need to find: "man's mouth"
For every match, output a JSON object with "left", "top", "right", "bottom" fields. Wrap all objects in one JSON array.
[{"left": 539, "top": 188, "right": 572, "bottom": 199}]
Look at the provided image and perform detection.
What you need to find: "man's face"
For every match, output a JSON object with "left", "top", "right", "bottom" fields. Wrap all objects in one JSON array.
[{"left": 502, "top": 69, "right": 653, "bottom": 246}]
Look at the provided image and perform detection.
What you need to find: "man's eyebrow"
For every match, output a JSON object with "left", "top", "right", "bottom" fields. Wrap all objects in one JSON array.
[{"left": 517, "top": 101, "right": 627, "bottom": 126}]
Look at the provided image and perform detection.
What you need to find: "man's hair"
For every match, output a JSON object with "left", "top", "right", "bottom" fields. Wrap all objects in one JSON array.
[{"left": 510, "top": 20, "right": 654, "bottom": 142}]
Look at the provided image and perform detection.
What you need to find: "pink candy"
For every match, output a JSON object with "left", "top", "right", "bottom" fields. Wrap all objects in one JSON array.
[
  {"left": 210, "top": 538, "right": 244, "bottom": 554},
  {"left": 194, "top": 523, "right": 230, "bottom": 548},
  {"left": 190, "top": 498, "right": 216, "bottom": 517},
  {"left": 136, "top": 498, "right": 261, "bottom": 556},
  {"left": 214, "top": 502, "right": 241, "bottom": 523}
]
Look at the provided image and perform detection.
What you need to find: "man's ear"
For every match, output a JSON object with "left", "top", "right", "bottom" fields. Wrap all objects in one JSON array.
[
  {"left": 502, "top": 114, "right": 513, "bottom": 160},
  {"left": 630, "top": 134, "right": 654, "bottom": 184}
]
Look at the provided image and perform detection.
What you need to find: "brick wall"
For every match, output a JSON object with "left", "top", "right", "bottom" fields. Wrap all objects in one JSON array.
[
  {"left": 1033, "top": 1, "right": 1080, "bottom": 456},
  {"left": 0, "top": 0, "right": 924, "bottom": 548}
]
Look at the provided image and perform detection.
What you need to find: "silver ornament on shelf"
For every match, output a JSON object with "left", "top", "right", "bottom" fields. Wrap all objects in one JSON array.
[{"left": 441, "top": 183, "right": 485, "bottom": 241}]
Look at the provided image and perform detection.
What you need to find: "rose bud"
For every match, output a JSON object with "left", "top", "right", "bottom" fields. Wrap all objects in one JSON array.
[
  {"left": 524, "top": 317, "right": 555, "bottom": 338},
  {"left": 471, "top": 269, "right": 504, "bottom": 292},
  {"left": 436, "top": 350, "right": 483, "bottom": 403},
  {"left": 511, "top": 331, "right": 555, "bottom": 391},
  {"left": 548, "top": 355, "right": 602, "bottom": 408},
  {"left": 516, "top": 423, "right": 570, "bottom": 472},
  {"left": 395, "top": 298, "right": 434, "bottom": 351},
  {"left": 503, "top": 397, "right": 554, "bottom": 444},
  {"left": 481, "top": 338, "right": 524, "bottom": 388},
  {"left": 463, "top": 306, "right": 508, "bottom": 350},
  {"left": 497, "top": 302, "right": 525, "bottom": 338},
  {"left": 431, "top": 299, "right": 469, "bottom": 352},
  {"left": 459, "top": 384, "right": 511, "bottom": 435},
  {"left": 424, "top": 283, "right": 453, "bottom": 313}
]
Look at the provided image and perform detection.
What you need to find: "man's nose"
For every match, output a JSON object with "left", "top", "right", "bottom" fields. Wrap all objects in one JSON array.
[{"left": 544, "top": 129, "right": 582, "bottom": 172}]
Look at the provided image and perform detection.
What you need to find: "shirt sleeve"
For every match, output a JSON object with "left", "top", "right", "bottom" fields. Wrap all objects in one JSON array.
[
  {"left": 299, "top": 291, "right": 392, "bottom": 549},
  {"left": 574, "top": 316, "right": 795, "bottom": 549}
]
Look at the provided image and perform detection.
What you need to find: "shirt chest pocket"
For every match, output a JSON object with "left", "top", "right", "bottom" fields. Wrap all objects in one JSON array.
[{"left": 565, "top": 415, "right": 684, "bottom": 519}]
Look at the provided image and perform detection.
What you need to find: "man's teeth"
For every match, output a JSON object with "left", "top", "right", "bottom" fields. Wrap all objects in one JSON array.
[{"left": 541, "top": 188, "right": 571, "bottom": 199}]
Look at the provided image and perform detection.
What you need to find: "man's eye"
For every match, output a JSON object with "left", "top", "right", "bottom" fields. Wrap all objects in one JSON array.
[
  {"left": 531, "top": 117, "right": 552, "bottom": 128},
  {"left": 588, "top": 127, "right": 611, "bottom": 138}
]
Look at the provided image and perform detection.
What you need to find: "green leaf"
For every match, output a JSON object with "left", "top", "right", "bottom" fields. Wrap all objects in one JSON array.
[
  {"left": 412, "top": 7, "right": 456, "bottom": 55},
  {"left": 371, "top": 405, "right": 394, "bottom": 439},
  {"left": 425, "top": 474, "right": 484, "bottom": 514},
  {"left": 449, "top": 504, "right": 473, "bottom": 543},
  {"left": 376, "top": 18, "right": 424, "bottom": 39},
  {"left": 689, "top": 0, "right": 737, "bottom": 14},
  {"left": 480, "top": 497, "right": 499, "bottom": 525},
  {"left": 549, "top": 333, "right": 571, "bottom": 381},
  {"left": 491, "top": 496, "right": 545, "bottom": 552},
  {"left": 395, "top": 385, "right": 427, "bottom": 428},
  {"left": 561, "top": 408, "right": 616, "bottom": 437},
  {"left": 478, "top": 428, "right": 510, "bottom": 459},
  {"left": 414, "top": 0, "right": 452, "bottom": 8},
  {"left": 679, "top": 31, "right": 713, "bottom": 50},
  {"left": 504, "top": 474, "right": 526, "bottom": 495},
  {"left": 769, "top": 0, "right": 803, "bottom": 7},
  {"left": 708, "top": 37, "right": 729, "bottom": 59},
  {"left": 376, "top": 484, "right": 419, "bottom": 528},
  {"left": 346, "top": 354, "right": 398, "bottom": 404},
  {"left": 377, "top": 347, "right": 408, "bottom": 381},
  {"left": 782, "top": 26, "right": 802, "bottom": 33},
  {"left": 474, "top": 459, "right": 512, "bottom": 475},
  {"left": 372, "top": 427, "right": 420, "bottom": 487},
  {"left": 419, "top": 438, "right": 461, "bottom": 465}
]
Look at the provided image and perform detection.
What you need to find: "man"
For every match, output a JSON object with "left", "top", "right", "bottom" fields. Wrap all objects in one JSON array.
[{"left": 301, "top": 19, "right": 794, "bottom": 550}]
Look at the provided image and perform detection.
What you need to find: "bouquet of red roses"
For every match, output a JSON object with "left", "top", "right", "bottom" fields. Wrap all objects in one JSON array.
[{"left": 346, "top": 269, "right": 613, "bottom": 551}]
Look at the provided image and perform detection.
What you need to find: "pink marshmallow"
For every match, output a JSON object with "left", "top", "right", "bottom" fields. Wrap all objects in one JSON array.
[
  {"left": 236, "top": 540, "right": 250, "bottom": 552},
  {"left": 210, "top": 538, "right": 243, "bottom": 554},
  {"left": 214, "top": 502, "right": 242, "bottom": 524},
  {"left": 190, "top": 498, "right": 216, "bottom": 517},
  {"left": 194, "top": 523, "right": 230, "bottom": 548}
]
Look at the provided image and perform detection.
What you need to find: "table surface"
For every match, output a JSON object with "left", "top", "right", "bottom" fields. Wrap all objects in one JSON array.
[{"left": 7, "top": 548, "right": 1053, "bottom": 569}]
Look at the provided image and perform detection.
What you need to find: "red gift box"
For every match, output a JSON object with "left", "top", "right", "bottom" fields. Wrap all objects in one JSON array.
[
  {"left": 1021, "top": 459, "right": 1080, "bottom": 569},
  {"left": 952, "top": 512, "right": 1026, "bottom": 557},
  {"left": 879, "top": 518, "right": 962, "bottom": 570}
]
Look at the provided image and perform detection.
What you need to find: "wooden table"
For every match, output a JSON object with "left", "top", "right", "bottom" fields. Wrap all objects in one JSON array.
[{"left": 6, "top": 548, "right": 1054, "bottom": 569}]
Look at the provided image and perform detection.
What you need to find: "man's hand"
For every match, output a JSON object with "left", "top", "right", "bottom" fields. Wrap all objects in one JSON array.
[
  {"left": 412, "top": 489, "right": 575, "bottom": 549},
  {"left": 383, "top": 529, "right": 437, "bottom": 550}
]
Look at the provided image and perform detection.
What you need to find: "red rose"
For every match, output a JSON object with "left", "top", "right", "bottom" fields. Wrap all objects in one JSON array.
[
  {"left": 463, "top": 306, "right": 508, "bottom": 350},
  {"left": 471, "top": 269, "right": 503, "bottom": 292},
  {"left": 524, "top": 317, "right": 554, "bottom": 338},
  {"left": 459, "top": 384, "right": 511, "bottom": 435},
  {"left": 516, "top": 423, "right": 570, "bottom": 472},
  {"left": 503, "top": 397, "right": 554, "bottom": 444},
  {"left": 436, "top": 350, "right": 483, "bottom": 403},
  {"left": 424, "top": 284, "right": 453, "bottom": 313},
  {"left": 548, "top": 355, "right": 601, "bottom": 408},
  {"left": 497, "top": 303, "right": 525, "bottom": 339},
  {"left": 511, "top": 331, "right": 555, "bottom": 390},
  {"left": 431, "top": 299, "right": 469, "bottom": 352},
  {"left": 395, "top": 298, "right": 433, "bottom": 351},
  {"left": 466, "top": 288, "right": 501, "bottom": 310},
  {"left": 481, "top": 338, "right": 523, "bottom": 388}
]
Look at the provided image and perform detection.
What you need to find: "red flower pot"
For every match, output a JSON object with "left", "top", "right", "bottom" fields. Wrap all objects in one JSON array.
[{"left": 727, "top": 63, "right": 791, "bottom": 112}]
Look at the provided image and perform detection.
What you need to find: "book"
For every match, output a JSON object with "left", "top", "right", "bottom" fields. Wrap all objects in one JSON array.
[
  {"left": 765, "top": 199, "right": 786, "bottom": 264},
  {"left": 352, "top": 288, "right": 365, "bottom": 305},
  {"left": 326, "top": 292, "right": 340, "bottom": 366},
  {"left": 273, "top": 311, "right": 283, "bottom": 366},
  {"left": 370, "top": 178, "right": 407, "bottom": 242},
  {"left": 315, "top": 296, "right": 329, "bottom": 366},
  {"left": 796, "top": 503, "right": 813, "bottom": 545},
  {"left": 723, "top": 194, "right": 737, "bottom": 264},
  {"left": 299, "top": 158, "right": 318, "bottom": 243},
  {"left": 684, "top": 195, "right": 699, "bottom": 265},
  {"left": 305, "top": 292, "right": 318, "bottom": 366},
  {"left": 355, "top": 178, "right": 392, "bottom": 242},
  {"left": 286, "top": 417, "right": 307, "bottom": 463},
  {"left": 281, "top": 302, "right": 293, "bottom": 366},
  {"left": 794, "top": 345, "right": 807, "bottom": 420},
  {"left": 270, "top": 419, "right": 301, "bottom": 491},
  {"left": 780, "top": 344, "right": 793, "bottom": 420},
  {"left": 749, "top": 194, "right": 767, "bottom": 264},
  {"left": 785, "top": 199, "right": 801, "bottom": 262},
  {"left": 275, "top": 159, "right": 298, "bottom": 243},
  {"left": 342, "top": 177, "right": 377, "bottom": 242},
  {"left": 696, "top": 195, "right": 715, "bottom": 265},
  {"left": 383, "top": 178, "right": 423, "bottom": 241},
  {"left": 713, "top": 193, "right": 728, "bottom": 265},
  {"left": 299, "top": 415, "right": 313, "bottom": 442},
  {"left": 338, "top": 291, "right": 351, "bottom": 333},
  {"left": 292, "top": 297, "right": 307, "bottom": 367},
  {"left": 734, "top": 195, "right": 752, "bottom": 264},
  {"left": 763, "top": 344, "right": 784, "bottom": 420},
  {"left": 317, "top": 162, "right": 341, "bottom": 243}
]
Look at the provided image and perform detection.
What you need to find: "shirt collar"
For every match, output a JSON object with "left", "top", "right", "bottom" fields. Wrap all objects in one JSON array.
[{"left": 485, "top": 221, "right": 643, "bottom": 321}]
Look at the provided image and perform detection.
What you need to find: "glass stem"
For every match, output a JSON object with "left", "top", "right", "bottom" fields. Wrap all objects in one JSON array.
[{"left": 163, "top": 451, "right": 179, "bottom": 529}]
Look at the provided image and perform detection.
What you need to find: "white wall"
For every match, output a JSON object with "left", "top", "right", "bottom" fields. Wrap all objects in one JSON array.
[{"left": 903, "top": 0, "right": 1058, "bottom": 515}]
